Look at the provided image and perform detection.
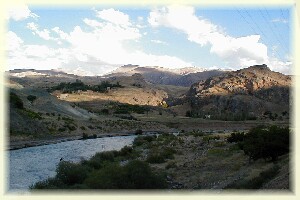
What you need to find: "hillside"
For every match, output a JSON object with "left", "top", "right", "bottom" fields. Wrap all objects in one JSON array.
[
  {"left": 106, "top": 65, "right": 225, "bottom": 87},
  {"left": 6, "top": 65, "right": 291, "bottom": 149},
  {"left": 186, "top": 64, "right": 291, "bottom": 120}
]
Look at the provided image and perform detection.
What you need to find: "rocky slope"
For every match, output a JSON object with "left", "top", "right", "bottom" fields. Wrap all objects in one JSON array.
[{"left": 187, "top": 64, "right": 291, "bottom": 120}]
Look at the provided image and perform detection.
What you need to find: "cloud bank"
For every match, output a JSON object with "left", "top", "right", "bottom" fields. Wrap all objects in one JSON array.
[{"left": 6, "top": 6, "right": 292, "bottom": 75}]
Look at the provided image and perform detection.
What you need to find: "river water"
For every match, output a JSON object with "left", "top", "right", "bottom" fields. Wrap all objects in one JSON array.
[{"left": 7, "top": 135, "right": 136, "bottom": 191}]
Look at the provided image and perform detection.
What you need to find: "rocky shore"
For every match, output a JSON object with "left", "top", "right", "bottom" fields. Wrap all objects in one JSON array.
[{"left": 8, "top": 132, "right": 135, "bottom": 150}]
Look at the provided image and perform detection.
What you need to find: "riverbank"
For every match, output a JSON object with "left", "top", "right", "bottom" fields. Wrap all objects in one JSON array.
[
  {"left": 8, "top": 132, "right": 134, "bottom": 150},
  {"left": 8, "top": 130, "right": 166, "bottom": 150}
]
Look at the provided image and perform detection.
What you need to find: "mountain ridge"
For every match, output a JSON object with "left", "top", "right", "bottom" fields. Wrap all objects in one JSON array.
[{"left": 185, "top": 64, "right": 291, "bottom": 120}]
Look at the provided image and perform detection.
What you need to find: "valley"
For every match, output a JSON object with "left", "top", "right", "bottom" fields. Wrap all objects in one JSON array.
[{"left": 6, "top": 64, "right": 291, "bottom": 190}]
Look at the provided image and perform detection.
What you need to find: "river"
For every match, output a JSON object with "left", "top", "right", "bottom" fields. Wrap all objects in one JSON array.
[{"left": 7, "top": 135, "right": 136, "bottom": 191}]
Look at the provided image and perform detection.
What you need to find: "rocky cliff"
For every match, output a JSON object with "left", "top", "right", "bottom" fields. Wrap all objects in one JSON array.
[{"left": 187, "top": 64, "right": 291, "bottom": 120}]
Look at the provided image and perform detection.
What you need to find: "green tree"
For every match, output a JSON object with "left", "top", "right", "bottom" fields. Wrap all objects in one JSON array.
[{"left": 27, "top": 95, "right": 37, "bottom": 103}]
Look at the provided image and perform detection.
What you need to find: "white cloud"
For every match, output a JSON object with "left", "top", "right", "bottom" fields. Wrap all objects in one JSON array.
[
  {"left": 7, "top": 31, "right": 23, "bottom": 51},
  {"left": 271, "top": 18, "right": 288, "bottom": 24},
  {"left": 7, "top": 8, "right": 192, "bottom": 75},
  {"left": 27, "top": 22, "right": 58, "bottom": 42},
  {"left": 7, "top": 31, "right": 69, "bottom": 70},
  {"left": 7, "top": 5, "right": 39, "bottom": 21},
  {"left": 266, "top": 57, "right": 292, "bottom": 75},
  {"left": 96, "top": 8, "right": 131, "bottom": 27},
  {"left": 23, "top": 45, "right": 56, "bottom": 58},
  {"left": 151, "top": 39, "right": 168, "bottom": 45},
  {"left": 44, "top": 10, "right": 191, "bottom": 74},
  {"left": 148, "top": 5, "right": 269, "bottom": 69}
]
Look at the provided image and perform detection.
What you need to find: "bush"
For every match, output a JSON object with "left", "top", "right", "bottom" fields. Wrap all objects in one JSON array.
[
  {"left": 122, "top": 160, "right": 167, "bottom": 189},
  {"left": 56, "top": 161, "right": 90, "bottom": 185},
  {"left": 242, "top": 126, "right": 289, "bottom": 161},
  {"left": 165, "top": 161, "right": 177, "bottom": 169},
  {"left": 30, "top": 177, "right": 64, "bottom": 189},
  {"left": 133, "top": 136, "right": 149, "bottom": 146},
  {"left": 100, "top": 108, "right": 109, "bottom": 115},
  {"left": 10, "top": 92, "right": 23, "bottom": 109},
  {"left": 118, "top": 146, "right": 133, "bottom": 158},
  {"left": 27, "top": 95, "right": 37, "bottom": 103},
  {"left": 146, "top": 153, "right": 166, "bottom": 163},
  {"left": 146, "top": 147, "right": 176, "bottom": 163},
  {"left": 24, "top": 109, "right": 43, "bottom": 120},
  {"left": 225, "top": 165, "right": 280, "bottom": 189},
  {"left": 135, "top": 129, "right": 143, "bottom": 135},
  {"left": 82, "top": 133, "right": 88, "bottom": 139},
  {"left": 84, "top": 160, "right": 167, "bottom": 189},
  {"left": 227, "top": 132, "right": 245, "bottom": 143},
  {"left": 58, "top": 127, "right": 66, "bottom": 132}
]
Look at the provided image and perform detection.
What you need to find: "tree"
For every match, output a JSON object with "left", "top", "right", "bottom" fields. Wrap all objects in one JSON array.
[
  {"left": 27, "top": 95, "right": 37, "bottom": 103},
  {"left": 242, "top": 126, "right": 289, "bottom": 162}
]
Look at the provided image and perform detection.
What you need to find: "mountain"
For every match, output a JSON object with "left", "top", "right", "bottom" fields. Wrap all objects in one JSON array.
[
  {"left": 105, "top": 65, "right": 226, "bottom": 87},
  {"left": 186, "top": 64, "right": 291, "bottom": 120}
]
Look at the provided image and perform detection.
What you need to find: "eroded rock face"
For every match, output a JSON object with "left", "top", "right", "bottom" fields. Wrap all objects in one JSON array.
[{"left": 187, "top": 65, "right": 291, "bottom": 119}]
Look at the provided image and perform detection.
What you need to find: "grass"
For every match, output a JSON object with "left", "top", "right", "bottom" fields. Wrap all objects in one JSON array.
[{"left": 225, "top": 165, "right": 280, "bottom": 189}]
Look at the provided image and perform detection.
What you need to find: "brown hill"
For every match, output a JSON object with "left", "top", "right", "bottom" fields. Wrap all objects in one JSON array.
[{"left": 187, "top": 64, "right": 291, "bottom": 120}]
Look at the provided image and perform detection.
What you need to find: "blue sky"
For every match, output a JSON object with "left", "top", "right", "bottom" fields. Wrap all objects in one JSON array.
[{"left": 6, "top": 5, "right": 292, "bottom": 75}]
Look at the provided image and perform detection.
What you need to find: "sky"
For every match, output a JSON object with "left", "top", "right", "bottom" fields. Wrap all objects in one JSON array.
[{"left": 6, "top": 4, "right": 293, "bottom": 75}]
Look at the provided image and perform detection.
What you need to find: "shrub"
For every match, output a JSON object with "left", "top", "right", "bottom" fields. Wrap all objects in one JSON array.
[
  {"left": 86, "top": 151, "right": 118, "bottom": 169},
  {"left": 165, "top": 161, "right": 177, "bottom": 169},
  {"left": 24, "top": 109, "right": 43, "bottom": 120},
  {"left": 227, "top": 132, "right": 245, "bottom": 143},
  {"left": 122, "top": 160, "right": 167, "bottom": 189},
  {"left": 146, "top": 153, "right": 166, "bottom": 163},
  {"left": 84, "top": 163, "right": 124, "bottom": 189},
  {"left": 225, "top": 165, "right": 280, "bottom": 189},
  {"left": 67, "top": 125, "right": 76, "bottom": 131},
  {"left": 56, "top": 161, "right": 90, "bottom": 185},
  {"left": 30, "top": 177, "right": 64, "bottom": 189},
  {"left": 84, "top": 160, "right": 167, "bottom": 189},
  {"left": 135, "top": 129, "right": 143, "bottom": 135},
  {"left": 82, "top": 133, "right": 88, "bottom": 139},
  {"left": 146, "top": 147, "right": 176, "bottom": 163},
  {"left": 10, "top": 92, "right": 23, "bottom": 109},
  {"left": 133, "top": 136, "right": 147, "bottom": 146},
  {"left": 27, "top": 95, "right": 37, "bottom": 103},
  {"left": 58, "top": 127, "right": 66, "bottom": 132},
  {"left": 101, "top": 108, "right": 109, "bottom": 114},
  {"left": 118, "top": 146, "right": 133, "bottom": 157},
  {"left": 185, "top": 110, "right": 191, "bottom": 117},
  {"left": 242, "top": 125, "right": 290, "bottom": 161}
]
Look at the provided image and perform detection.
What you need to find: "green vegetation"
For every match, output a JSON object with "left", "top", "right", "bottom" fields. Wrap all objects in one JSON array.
[
  {"left": 23, "top": 109, "right": 43, "bottom": 120},
  {"left": 49, "top": 79, "right": 123, "bottom": 93},
  {"left": 27, "top": 95, "right": 37, "bottom": 103},
  {"left": 146, "top": 147, "right": 176, "bottom": 164},
  {"left": 227, "top": 132, "right": 245, "bottom": 143},
  {"left": 228, "top": 126, "right": 290, "bottom": 162},
  {"left": 113, "top": 103, "right": 150, "bottom": 114},
  {"left": 29, "top": 124, "right": 289, "bottom": 190},
  {"left": 135, "top": 129, "right": 143, "bottom": 135},
  {"left": 225, "top": 165, "right": 280, "bottom": 189},
  {"left": 132, "top": 135, "right": 156, "bottom": 146},
  {"left": 31, "top": 147, "right": 167, "bottom": 189},
  {"left": 10, "top": 92, "right": 23, "bottom": 109}
]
